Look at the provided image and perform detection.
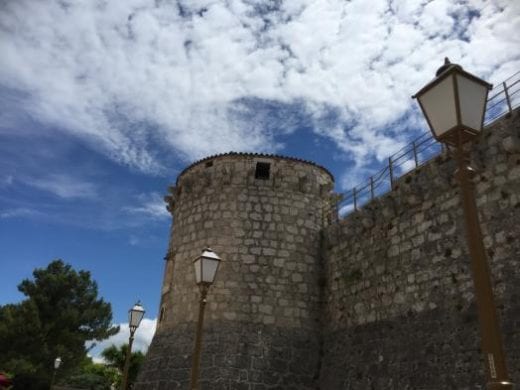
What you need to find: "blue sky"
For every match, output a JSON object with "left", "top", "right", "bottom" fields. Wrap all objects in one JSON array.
[{"left": 1, "top": 0, "right": 519, "bottom": 358}]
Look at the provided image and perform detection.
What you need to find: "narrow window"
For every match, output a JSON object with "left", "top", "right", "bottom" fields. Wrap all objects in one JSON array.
[
  {"left": 255, "top": 162, "right": 270, "bottom": 180},
  {"left": 205, "top": 161, "right": 213, "bottom": 168},
  {"left": 159, "top": 307, "right": 166, "bottom": 322}
]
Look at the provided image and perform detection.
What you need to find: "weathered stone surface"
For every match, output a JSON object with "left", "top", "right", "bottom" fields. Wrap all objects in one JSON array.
[
  {"left": 322, "top": 110, "right": 520, "bottom": 388},
  {"left": 137, "top": 110, "right": 520, "bottom": 389},
  {"left": 136, "top": 155, "right": 334, "bottom": 389},
  {"left": 135, "top": 322, "right": 320, "bottom": 390}
]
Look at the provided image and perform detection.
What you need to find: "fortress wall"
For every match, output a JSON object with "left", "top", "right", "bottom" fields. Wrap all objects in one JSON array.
[
  {"left": 137, "top": 154, "right": 334, "bottom": 389},
  {"left": 321, "top": 110, "right": 520, "bottom": 389}
]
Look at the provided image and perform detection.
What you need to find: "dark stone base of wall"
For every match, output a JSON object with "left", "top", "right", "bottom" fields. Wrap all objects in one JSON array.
[
  {"left": 320, "top": 303, "right": 520, "bottom": 390},
  {"left": 134, "top": 321, "right": 321, "bottom": 390}
]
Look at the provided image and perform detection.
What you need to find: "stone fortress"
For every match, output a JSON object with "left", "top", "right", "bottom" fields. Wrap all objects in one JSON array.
[{"left": 136, "top": 109, "right": 519, "bottom": 389}]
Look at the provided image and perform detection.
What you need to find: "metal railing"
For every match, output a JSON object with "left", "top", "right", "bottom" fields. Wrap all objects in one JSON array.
[{"left": 338, "top": 70, "right": 520, "bottom": 216}]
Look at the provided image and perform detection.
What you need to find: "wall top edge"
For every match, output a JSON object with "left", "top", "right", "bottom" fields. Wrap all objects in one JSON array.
[{"left": 176, "top": 151, "right": 335, "bottom": 184}]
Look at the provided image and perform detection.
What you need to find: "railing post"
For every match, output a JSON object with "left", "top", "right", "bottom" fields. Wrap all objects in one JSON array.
[
  {"left": 388, "top": 157, "right": 394, "bottom": 190},
  {"left": 503, "top": 81, "right": 513, "bottom": 116},
  {"left": 412, "top": 141, "right": 419, "bottom": 167},
  {"left": 370, "top": 176, "right": 375, "bottom": 200},
  {"left": 353, "top": 187, "right": 357, "bottom": 211}
]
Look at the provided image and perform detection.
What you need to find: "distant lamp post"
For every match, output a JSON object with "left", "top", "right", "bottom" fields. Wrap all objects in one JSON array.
[
  {"left": 190, "top": 248, "right": 222, "bottom": 390},
  {"left": 414, "top": 58, "right": 514, "bottom": 390},
  {"left": 50, "top": 357, "right": 62, "bottom": 389},
  {"left": 121, "top": 301, "right": 145, "bottom": 390}
]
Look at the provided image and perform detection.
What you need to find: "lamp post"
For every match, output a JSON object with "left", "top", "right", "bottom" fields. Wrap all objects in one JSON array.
[
  {"left": 190, "top": 248, "right": 222, "bottom": 390},
  {"left": 413, "top": 58, "right": 514, "bottom": 389},
  {"left": 50, "top": 357, "right": 61, "bottom": 389},
  {"left": 121, "top": 301, "right": 145, "bottom": 390}
]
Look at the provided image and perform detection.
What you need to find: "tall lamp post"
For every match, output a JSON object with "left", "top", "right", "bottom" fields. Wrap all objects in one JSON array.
[
  {"left": 413, "top": 58, "right": 514, "bottom": 389},
  {"left": 121, "top": 301, "right": 145, "bottom": 390},
  {"left": 50, "top": 357, "right": 61, "bottom": 389},
  {"left": 190, "top": 248, "right": 222, "bottom": 390}
]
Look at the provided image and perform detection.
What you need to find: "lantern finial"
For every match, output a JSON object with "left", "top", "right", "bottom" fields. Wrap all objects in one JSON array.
[{"left": 435, "top": 57, "right": 463, "bottom": 77}]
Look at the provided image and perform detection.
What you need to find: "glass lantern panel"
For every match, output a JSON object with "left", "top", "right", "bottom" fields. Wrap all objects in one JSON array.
[
  {"left": 201, "top": 258, "right": 219, "bottom": 283},
  {"left": 418, "top": 75, "right": 457, "bottom": 138},
  {"left": 129, "top": 305, "right": 145, "bottom": 327},
  {"left": 457, "top": 74, "right": 488, "bottom": 132},
  {"left": 193, "top": 258, "right": 202, "bottom": 284}
]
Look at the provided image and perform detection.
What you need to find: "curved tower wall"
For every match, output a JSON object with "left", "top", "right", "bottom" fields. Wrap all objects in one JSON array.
[{"left": 137, "top": 153, "right": 335, "bottom": 389}]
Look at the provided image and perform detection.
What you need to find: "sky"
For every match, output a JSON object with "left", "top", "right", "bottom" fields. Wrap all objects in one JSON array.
[{"left": 1, "top": 0, "right": 519, "bottom": 360}]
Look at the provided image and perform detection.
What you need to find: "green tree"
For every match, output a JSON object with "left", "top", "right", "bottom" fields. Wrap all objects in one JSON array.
[
  {"left": 65, "top": 357, "right": 119, "bottom": 390},
  {"left": 0, "top": 260, "right": 119, "bottom": 389},
  {"left": 102, "top": 344, "right": 145, "bottom": 387}
]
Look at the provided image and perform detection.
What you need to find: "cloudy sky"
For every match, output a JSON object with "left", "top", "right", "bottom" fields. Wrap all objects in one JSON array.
[{"left": 1, "top": 0, "right": 519, "bottom": 358}]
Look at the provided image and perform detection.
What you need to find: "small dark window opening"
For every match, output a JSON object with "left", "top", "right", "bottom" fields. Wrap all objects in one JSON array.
[
  {"left": 205, "top": 161, "right": 213, "bottom": 167},
  {"left": 255, "top": 162, "right": 270, "bottom": 180},
  {"left": 159, "top": 307, "right": 166, "bottom": 322}
]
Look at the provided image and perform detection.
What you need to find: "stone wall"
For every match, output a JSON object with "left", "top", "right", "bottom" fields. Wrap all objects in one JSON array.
[
  {"left": 321, "top": 110, "right": 520, "bottom": 389},
  {"left": 136, "top": 154, "right": 335, "bottom": 389},
  {"left": 137, "top": 111, "right": 520, "bottom": 390}
]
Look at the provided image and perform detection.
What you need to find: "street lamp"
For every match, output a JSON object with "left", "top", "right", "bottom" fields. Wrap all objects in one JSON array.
[
  {"left": 190, "top": 248, "right": 222, "bottom": 390},
  {"left": 121, "top": 301, "right": 145, "bottom": 390},
  {"left": 50, "top": 357, "right": 61, "bottom": 389},
  {"left": 414, "top": 58, "right": 514, "bottom": 390}
]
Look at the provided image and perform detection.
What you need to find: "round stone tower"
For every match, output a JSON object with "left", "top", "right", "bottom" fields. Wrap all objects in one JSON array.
[{"left": 136, "top": 153, "right": 335, "bottom": 389}]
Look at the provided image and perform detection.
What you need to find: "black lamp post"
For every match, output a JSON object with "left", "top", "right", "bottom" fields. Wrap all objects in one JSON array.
[
  {"left": 413, "top": 58, "right": 514, "bottom": 389},
  {"left": 190, "top": 248, "right": 221, "bottom": 390},
  {"left": 121, "top": 301, "right": 145, "bottom": 390}
]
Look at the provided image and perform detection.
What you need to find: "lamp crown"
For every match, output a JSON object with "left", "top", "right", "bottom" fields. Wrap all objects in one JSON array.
[
  {"left": 435, "top": 57, "right": 462, "bottom": 77},
  {"left": 130, "top": 301, "right": 145, "bottom": 313}
]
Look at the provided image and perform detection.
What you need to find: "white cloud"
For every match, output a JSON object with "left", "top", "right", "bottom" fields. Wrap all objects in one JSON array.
[
  {"left": 125, "top": 192, "right": 170, "bottom": 220},
  {"left": 1, "top": 175, "right": 14, "bottom": 187},
  {"left": 0, "top": 207, "right": 39, "bottom": 219},
  {"left": 1, "top": 0, "right": 518, "bottom": 174},
  {"left": 87, "top": 317, "right": 157, "bottom": 362},
  {"left": 28, "top": 174, "right": 98, "bottom": 199},
  {"left": 129, "top": 235, "right": 140, "bottom": 246},
  {"left": 338, "top": 203, "right": 354, "bottom": 217},
  {"left": 91, "top": 356, "right": 106, "bottom": 365}
]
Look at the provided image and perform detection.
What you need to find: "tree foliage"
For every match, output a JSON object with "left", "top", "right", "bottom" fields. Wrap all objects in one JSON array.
[
  {"left": 102, "top": 344, "right": 145, "bottom": 387},
  {"left": 66, "top": 357, "right": 120, "bottom": 390},
  {"left": 0, "top": 260, "right": 119, "bottom": 389}
]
